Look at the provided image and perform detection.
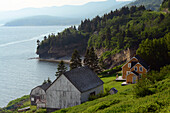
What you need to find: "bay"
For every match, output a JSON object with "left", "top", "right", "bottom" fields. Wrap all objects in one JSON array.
[{"left": 0, "top": 26, "right": 69, "bottom": 107}]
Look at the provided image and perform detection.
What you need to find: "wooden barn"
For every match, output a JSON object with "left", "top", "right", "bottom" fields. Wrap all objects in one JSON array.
[
  {"left": 30, "top": 83, "right": 51, "bottom": 108},
  {"left": 46, "top": 66, "right": 104, "bottom": 111}
]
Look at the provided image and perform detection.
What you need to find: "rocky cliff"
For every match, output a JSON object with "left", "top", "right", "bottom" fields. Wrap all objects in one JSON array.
[{"left": 96, "top": 48, "right": 137, "bottom": 69}]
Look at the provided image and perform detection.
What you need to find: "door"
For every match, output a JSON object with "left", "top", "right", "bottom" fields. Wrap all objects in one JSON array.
[{"left": 132, "top": 76, "right": 137, "bottom": 84}]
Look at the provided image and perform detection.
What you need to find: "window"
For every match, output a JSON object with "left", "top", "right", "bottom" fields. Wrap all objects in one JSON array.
[
  {"left": 31, "top": 97, "right": 34, "bottom": 101},
  {"left": 126, "top": 71, "right": 130, "bottom": 75},
  {"left": 139, "top": 67, "right": 143, "bottom": 72},
  {"left": 128, "top": 63, "right": 131, "bottom": 68},
  {"left": 135, "top": 67, "right": 138, "bottom": 71},
  {"left": 90, "top": 91, "right": 96, "bottom": 96}
]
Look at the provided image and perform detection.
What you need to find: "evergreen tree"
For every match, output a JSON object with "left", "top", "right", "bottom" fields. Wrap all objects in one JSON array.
[
  {"left": 37, "top": 39, "right": 40, "bottom": 46},
  {"left": 44, "top": 36, "right": 47, "bottom": 40},
  {"left": 70, "top": 50, "right": 82, "bottom": 70},
  {"left": 56, "top": 60, "right": 67, "bottom": 77},
  {"left": 42, "top": 80, "right": 47, "bottom": 85},
  {"left": 84, "top": 48, "right": 90, "bottom": 66},
  {"left": 84, "top": 47, "right": 100, "bottom": 73},
  {"left": 47, "top": 77, "right": 52, "bottom": 84}
]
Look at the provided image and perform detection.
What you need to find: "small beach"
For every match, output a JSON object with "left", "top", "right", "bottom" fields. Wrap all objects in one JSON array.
[{"left": 29, "top": 57, "right": 71, "bottom": 64}]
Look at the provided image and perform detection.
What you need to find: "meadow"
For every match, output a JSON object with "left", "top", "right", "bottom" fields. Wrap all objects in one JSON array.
[{"left": 1, "top": 65, "right": 170, "bottom": 113}]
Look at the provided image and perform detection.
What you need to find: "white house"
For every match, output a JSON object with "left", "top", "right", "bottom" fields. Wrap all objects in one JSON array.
[{"left": 46, "top": 66, "right": 104, "bottom": 112}]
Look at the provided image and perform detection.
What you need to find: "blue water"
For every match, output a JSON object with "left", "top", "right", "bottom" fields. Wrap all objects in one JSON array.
[{"left": 0, "top": 26, "right": 69, "bottom": 107}]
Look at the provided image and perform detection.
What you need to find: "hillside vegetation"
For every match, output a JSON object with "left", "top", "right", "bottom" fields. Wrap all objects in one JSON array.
[
  {"left": 160, "top": 0, "right": 170, "bottom": 11},
  {"left": 37, "top": 2, "right": 170, "bottom": 69},
  {"left": 127, "top": 0, "right": 162, "bottom": 11},
  {"left": 54, "top": 65, "right": 170, "bottom": 113},
  {"left": 1, "top": 65, "right": 170, "bottom": 113}
]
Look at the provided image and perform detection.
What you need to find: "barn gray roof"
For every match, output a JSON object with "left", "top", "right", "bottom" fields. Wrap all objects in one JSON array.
[
  {"left": 30, "top": 83, "right": 51, "bottom": 95},
  {"left": 64, "top": 66, "right": 104, "bottom": 93},
  {"left": 39, "top": 83, "right": 51, "bottom": 91}
]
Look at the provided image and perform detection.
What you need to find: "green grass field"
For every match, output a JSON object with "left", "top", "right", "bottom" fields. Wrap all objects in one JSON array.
[
  {"left": 54, "top": 73, "right": 170, "bottom": 113},
  {"left": 3, "top": 68, "right": 170, "bottom": 113}
]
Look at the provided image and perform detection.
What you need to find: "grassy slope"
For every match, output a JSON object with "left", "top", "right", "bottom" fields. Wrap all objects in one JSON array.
[
  {"left": 3, "top": 70, "right": 170, "bottom": 113},
  {"left": 54, "top": 75, "right": 170, "bottom": 113}
]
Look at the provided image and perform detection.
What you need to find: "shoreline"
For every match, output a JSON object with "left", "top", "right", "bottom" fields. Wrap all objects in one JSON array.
[{"left": 29, "top": 57, "right": 71, "bottom": 64}]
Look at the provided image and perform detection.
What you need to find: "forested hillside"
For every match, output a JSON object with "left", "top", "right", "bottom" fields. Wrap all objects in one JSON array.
[
  {"left": 37, "top": 0, "right": 170, "bottom": 69},
  {"left": 37, "top": 27, "right": 89, "bottom": 58},
  {"left": 127, "top": 0, "right": 162, "bottom": 11},
  {"left": 160, "top": 0, "right": 170, "bottom": 10}
]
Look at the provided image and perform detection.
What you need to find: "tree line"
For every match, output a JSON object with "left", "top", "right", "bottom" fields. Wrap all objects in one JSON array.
[{"left": 56, "top": 47, "right": 101, "bottom": 77}]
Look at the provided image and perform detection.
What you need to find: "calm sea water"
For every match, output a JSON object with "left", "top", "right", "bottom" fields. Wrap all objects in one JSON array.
[{"left": 0, "top": 26, "right": 69, "bottom": 107}]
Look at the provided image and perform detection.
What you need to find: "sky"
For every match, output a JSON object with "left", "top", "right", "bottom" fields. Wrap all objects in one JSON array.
[{"left": 0, "top": 0, "right": 132, "bottom": 11}]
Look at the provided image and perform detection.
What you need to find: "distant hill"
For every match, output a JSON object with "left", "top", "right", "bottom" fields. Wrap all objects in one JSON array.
[
  {"left": 0, "top": 0, "right": 130, "bottom": 24},
  {"left": 127, "top": 0, "right": 162, "bottom": 11},
  {"left": 4, "top": 15, "right": 80, "bottom": 26}
]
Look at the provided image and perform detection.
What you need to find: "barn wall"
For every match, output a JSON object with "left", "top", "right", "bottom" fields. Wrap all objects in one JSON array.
[
  {"left": 31, "top": 87, "right": 46, "bottom": 95},
  {"left": 81, "top": 85, "right": 103, "bottom": 103},
  {"left": 30, "top": 87, "right": 46, "bottom": 105},
  {"left": 46, "top": 75, "right": 81, "bottom": 109},
  {"left": 37, "top": 103, "right": 46, "bottom": 109}
]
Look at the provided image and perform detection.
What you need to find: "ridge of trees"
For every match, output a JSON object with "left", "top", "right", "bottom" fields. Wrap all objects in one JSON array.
[
  {"left": 137, "top": 33, "right": 170, "bottom": 70},
  {"left": 127, "top": 0, "right": 162, "bottom": 11},
  {"left": 160, "top": 0, "right": 170, "bottom": 10},
  {"left": 37, "top": 3, "right": 170, "bottom": 70}
]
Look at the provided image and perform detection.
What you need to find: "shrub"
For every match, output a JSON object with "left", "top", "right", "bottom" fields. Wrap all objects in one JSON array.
[{"left": 133, "top": 78, "right": 154, "bottom": 97}]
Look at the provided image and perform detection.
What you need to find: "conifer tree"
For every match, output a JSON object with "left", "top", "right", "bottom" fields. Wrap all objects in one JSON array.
[
  {"left": 42, "top": 80, "right": 47, "bottom": 85},
  {"left": 47, "top": 77, "right": 52, "bottom": 84},
  {"left": 70, "top": 50, "right": 82, "bottom": 70},
  {"left": 37, "top": 40, "right": 40, "bottom": 46},
  {"left": 56, "top": 60, "right": 67, "bottom": 77},
  {"left": 84, "top": 47, "right": 100, "bottom": 73},
  {"left": 84, "top": 48, "right": 90, "bottom": 66}
]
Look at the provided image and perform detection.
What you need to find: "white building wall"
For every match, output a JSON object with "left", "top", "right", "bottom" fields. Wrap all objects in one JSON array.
[
  {"left": 31, "top": 87, "right": 46, "bottom": 96},
  {"left": 46, "top": 75, "right": 81, "bottom": 109},
  {"left": 81, "top": 85, "right": 103, "bottom": 103},
  {"left": 30, "top": 87, "right": 46, "bottom": 105}
]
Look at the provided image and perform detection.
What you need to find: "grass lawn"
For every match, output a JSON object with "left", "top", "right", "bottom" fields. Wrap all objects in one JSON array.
[
  {"left": 54, "top": 74, "right": 170, "bottom": 113},
  {"left": 4, "top": 71, "right": 170, "bottom": 113}
]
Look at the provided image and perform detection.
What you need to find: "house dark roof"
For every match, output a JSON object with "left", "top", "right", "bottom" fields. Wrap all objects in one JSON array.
[
  {"left": 64, "top": 66, "right": 104, "bottom": 93},
  {"left": 135, "top": 55, "right": 149, "bottom": 70},
  {"left": 131, "top": 61, "right": 138, "bottom": 68},
  {"left": 39, "top": 83, "right": 51, "bottom": 91},
  {"left": 132, "top": 71, "right": 139, "bottom": 76}
]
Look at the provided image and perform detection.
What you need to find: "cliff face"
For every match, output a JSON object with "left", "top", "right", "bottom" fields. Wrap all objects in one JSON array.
[
  {"left": 37, "top": 42, "right": 87, "bottom": 59},
  {"left": 37, "top": 45, "right": 136, "bottom": 69},
  {"left": 96, "top": 48, "right": 137, "bottom": 69}
]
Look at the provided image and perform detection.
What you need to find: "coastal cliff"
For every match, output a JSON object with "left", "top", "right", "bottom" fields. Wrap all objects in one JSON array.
[{"left": 36, "top": 27, "right": 89, "bottom": 59}]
